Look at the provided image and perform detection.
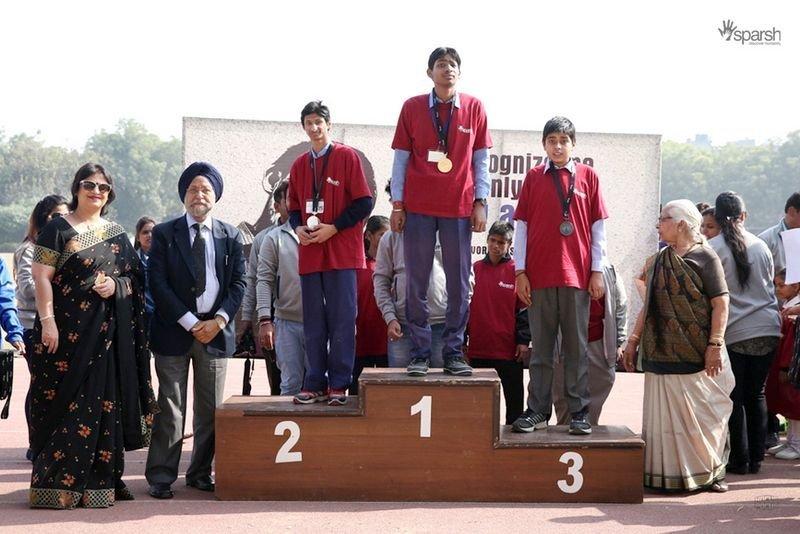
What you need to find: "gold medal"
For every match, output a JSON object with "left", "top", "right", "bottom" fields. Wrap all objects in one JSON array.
[{"left": 437, "top": 157, "right": 453, "bottom": 173}]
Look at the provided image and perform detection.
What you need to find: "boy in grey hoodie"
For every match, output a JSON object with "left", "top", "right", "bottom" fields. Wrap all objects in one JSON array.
[
  {"left": 256, "top": 181, "right": 308, "bottom": 395},
  {"left": 373, "top": 230, "right": 448, "bottom": 368}
]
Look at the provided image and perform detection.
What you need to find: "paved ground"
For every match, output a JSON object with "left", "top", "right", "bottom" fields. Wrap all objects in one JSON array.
[{"left": 1, "top": 357, "right": 798, "bottom": 532}]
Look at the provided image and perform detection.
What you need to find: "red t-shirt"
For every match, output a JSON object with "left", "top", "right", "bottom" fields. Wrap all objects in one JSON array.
[
  {"left": 288, "top": 143, "right": 372, "bottom": 275},
  {"left": 587, "top": 298, "right": 605, "bottom": 342},
  {"left": 513, "top": 163, "right": 608, "bottom": 290},
  {"left": 391, "top": 92, "right": 492, "bottom": 217},
  {"left": 356, "top": 258, "right": 387, "bottom": 358},
  {"left": 467, "top": 257, "right": 525, "bottom": 360}
]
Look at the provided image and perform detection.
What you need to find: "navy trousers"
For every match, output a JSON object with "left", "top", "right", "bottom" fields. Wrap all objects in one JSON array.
[
  {"left": 300, "top": 269, "right": 357, "bottom": 391},
  {"left": 403, "top": 213, "right": 472, "bottom": 361}
]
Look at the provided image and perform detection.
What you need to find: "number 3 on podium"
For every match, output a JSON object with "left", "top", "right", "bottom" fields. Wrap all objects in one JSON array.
[{"left": 557, "top": 451, "right": 584, "bottom": 493}]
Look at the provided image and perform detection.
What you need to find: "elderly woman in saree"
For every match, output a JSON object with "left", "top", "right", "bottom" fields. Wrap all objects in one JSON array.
[
  {"left": 29, "top": 163, "right": 159, "bottom": 509},
  {"left": 623, "top": 199, "right": 734, "bottom": 493}
]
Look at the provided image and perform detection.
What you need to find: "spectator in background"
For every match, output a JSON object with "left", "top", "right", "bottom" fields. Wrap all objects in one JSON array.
[
  {"left": 374, "top": 183, "right": 449, "bottom": 369},
  {"left": 134, "top": 216, "right": 156, "bottom": 334},
  {"left": 695, "top": 202, "right": 711, "bottom": 213},
  {"left": 240, "top": 186, "right": 283, "bottom": 395},
  {"left": 765, "top": 269, "right": 800, "bottom": 460},
  {"left": 351, "top": 215, "right": 390, "bottom": 394},
  {"left": 466, "top": 221, "right": 529, "bottom": 425},
  {"left": 710, "top": 191, "right": 781, "bottom": 475},
  {"left": 13, "top": 194, "right": 68, "bottom": 460},
  {"left": 701, "top": 207, "right": 721, "bottom": 240},
  {"left": 553, "top": 261, "right": 627, "bottom": 426},
  {"left": 758, "top": 192, "right": 800, "bottom": 448},
  {"left": 256, "top": 180, "right": 307, "bottom": 396},
  {"left": 758, "top": 192, "right": 800, "bottom": 274}
]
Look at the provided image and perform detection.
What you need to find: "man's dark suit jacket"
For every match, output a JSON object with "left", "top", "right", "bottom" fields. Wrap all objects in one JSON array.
[{"left": 149, "top": 214, "right": 246, "bottom": 357}]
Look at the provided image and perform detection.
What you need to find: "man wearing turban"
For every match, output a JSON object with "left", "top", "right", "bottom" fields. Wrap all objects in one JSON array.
[{"left": 145, "top": 162, "right": 246, "bottom": 499}]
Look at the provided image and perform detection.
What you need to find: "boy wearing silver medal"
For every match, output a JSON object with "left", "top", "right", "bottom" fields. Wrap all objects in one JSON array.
[{"left": 511, "top": 116, "right": 609, "bottom": 435}]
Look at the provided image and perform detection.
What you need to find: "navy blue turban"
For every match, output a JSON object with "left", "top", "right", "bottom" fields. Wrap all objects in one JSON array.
[{"left": 178, "top": 161, "right": 224, "bottom": 202}]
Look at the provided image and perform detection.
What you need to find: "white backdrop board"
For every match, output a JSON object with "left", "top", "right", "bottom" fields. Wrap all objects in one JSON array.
[{"left": 183, "top": 116, "right": 661, "bottom": 324}]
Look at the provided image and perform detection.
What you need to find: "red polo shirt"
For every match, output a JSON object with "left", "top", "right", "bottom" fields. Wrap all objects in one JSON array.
[
  {"left": 356, "top": 258, "right": 387, "bottom": 357},
  {"left": 467, "top": 257, "right": 525, "bottom": 360},
  {"left": 513, "top": 163, "right": 608, "bottom": 290},
  {"left": 287, "top": 142, "right": 372, "bottom": 275},
  {"left": 392, "top": 92, "right": 492, "bottom": 217}
]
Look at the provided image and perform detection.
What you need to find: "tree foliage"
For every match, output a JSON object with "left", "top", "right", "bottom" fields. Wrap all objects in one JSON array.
[
  {"left": 661, "top": 132, "right": 800, "bottom": 234},
  {"left": 0, "top": 120, "right": 182, "bottom": 250}
]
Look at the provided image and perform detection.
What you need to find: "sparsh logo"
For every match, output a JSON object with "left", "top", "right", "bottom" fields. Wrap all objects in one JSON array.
[
  {"left": 718, "top": 19, "right": 737, "bottom": 41},
  {"left": 718, "top": 19, "right": 781, "bottom": 45}
]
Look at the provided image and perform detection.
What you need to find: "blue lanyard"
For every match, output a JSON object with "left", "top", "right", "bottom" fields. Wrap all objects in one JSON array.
[{"left": 430, "top": 91, "right": 456, "bottom": 153}]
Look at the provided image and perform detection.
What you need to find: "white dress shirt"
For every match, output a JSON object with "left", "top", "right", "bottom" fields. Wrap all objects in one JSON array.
[{"left": 177, "top": 213, "right": 229, "bottom": 331}]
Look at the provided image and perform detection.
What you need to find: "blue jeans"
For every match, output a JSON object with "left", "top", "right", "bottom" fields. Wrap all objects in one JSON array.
[
  {"left": 274, "top": 318, "right": 308, "bottom": 396},
  {"left": 387, "top": 322, "right": 445, "bottom": 368},
  {"left": 403, "top": 213, "right": 471, "bottom": 361}
]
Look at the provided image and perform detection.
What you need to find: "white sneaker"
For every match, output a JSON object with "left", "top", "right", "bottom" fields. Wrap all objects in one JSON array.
[
  {"left": 768, "top": 442, "right": 787, "bottom": 455},
  {"left": 774, "top": 444, "right": 800, "bottom": 460}
]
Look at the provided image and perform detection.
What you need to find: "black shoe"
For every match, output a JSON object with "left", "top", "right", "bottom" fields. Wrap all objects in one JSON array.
[
  {"left": 407, "top": 358, "right": 430, "bottom": 377},
  {"left": 186, "top": 476, "right": 215, "bottom": 492},
  {"left": 765, "top": 431, "right": 780, "bottom": 449},
  {"left": 148, "top": 483, "right": 174, "bottom": 499},
  {"left": 726, "top": 462, "right": 749, "bottom": 475},
  {"left": 512, "top": 409, "right": 549, "bottom": 433},
  {"left": 115, "top": 484, "right": 135, "bottom": 501},
  {"left": 443, "top": 357, "right": 473, "bottom": 376},
  {"left": 749, "top": 461, "right": 761, "bottom": 474},
  {"left": 569, "top": 410, "right": 592, "bottom": 435}
]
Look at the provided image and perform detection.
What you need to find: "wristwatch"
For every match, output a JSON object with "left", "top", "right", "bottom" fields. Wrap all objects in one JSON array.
[
  {"left": 214, "top": 315, "right": 227, "bottom": 330},
  {"left": 473, "top": 198, "right": 487, "bottom": 206}
]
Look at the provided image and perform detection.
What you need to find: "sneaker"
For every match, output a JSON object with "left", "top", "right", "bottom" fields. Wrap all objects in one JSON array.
[
  {"left": 765, "top": 431, "right": 780, "bottom": 449},
  {"left": 328, "top": 389, "right": 347, "bottom": 406},
  {"left": 443, "top": 357, "right": 473, "bottom": 376},
  {"left": 511, "top": 409, "right": 549, "bottom": 433},
  {"left": 569, "top": 410, "right": 592, "bottom": 435},
  {"left": 407, "top": 358, "right": 430, "bottom": 377},
  {"left": 768, "top": 442, "right": 787, "bottom": 455},
  {"left": 293, "top": 390, "right": 328, "bottom": 404},
  {"left": 775, "top": 444, "right": 800, "bottom": 460}
]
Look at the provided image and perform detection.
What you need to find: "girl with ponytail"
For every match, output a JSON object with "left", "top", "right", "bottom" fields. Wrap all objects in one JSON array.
[{"left": 709, "top": 191, "right": 782, "bottom": 475}]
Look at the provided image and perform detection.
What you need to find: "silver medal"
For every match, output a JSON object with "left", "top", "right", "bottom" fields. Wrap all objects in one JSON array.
[
  {"left": 559, "top": 220, "right": 574, "bottom": 236},
  {"left": 307, "top": 215, "right": 320, "bottom": 229}
]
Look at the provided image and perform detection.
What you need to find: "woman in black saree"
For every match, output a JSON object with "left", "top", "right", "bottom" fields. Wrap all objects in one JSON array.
[{"left": 29, "top": 163, "right": 159, "bottom": 509}]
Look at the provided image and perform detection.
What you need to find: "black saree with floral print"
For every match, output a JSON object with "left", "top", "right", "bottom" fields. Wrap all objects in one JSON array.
[{"left": 28, "top": 217, "right": 159, "bottom": 509}]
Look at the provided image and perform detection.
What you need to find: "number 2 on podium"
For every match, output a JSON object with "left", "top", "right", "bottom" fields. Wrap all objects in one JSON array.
[
  {"left": 410, "top": 395, "right": 432, "bottom": 438},
  {"left": 275, "top": 420, "right": 302, "bottom": 463}
]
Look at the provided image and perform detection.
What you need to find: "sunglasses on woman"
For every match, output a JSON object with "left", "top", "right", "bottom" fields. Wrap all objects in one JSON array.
[{"left": 80, "top": 180, "right": 112, "bottom": 194}]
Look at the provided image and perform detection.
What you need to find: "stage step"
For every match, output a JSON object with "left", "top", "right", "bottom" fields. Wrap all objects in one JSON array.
[{"left": 216, "top": 369, "right": 644, "bottom": 503}]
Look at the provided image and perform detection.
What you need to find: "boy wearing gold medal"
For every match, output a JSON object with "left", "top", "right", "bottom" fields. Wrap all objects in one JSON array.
[{"left": 390, "top": 46, "right": 492, "bottom": 377}]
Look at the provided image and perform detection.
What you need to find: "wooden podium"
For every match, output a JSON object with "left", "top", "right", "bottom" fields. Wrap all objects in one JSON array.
[{"left": 215, "top": 369, "right": 644, "bottom": 503}]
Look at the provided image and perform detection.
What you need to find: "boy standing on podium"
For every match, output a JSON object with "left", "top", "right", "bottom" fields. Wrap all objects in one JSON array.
[
  {"left": 512, "top": 116, "right": 609, "bottom": 435},
  {"left": 389, "top": 46, "right": 492, "bottom": 377},
  {"left": 288, "top": 101, "right": 373, "bottom": 406}
]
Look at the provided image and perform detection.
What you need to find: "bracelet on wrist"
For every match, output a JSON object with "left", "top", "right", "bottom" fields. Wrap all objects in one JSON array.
[
  {"left": 40, "top": 314, "right": 55, "bottom": 322},
  {"left": 392, "top": 208, "right": 405, "bottom": 213},
  {"left": 259, "top": 318, "right": 272, "bottom": 325}
]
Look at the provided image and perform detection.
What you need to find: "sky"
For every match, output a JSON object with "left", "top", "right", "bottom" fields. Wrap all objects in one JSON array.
[{"left": 1, "top": 0, "right": 798, "bottom": 149}]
